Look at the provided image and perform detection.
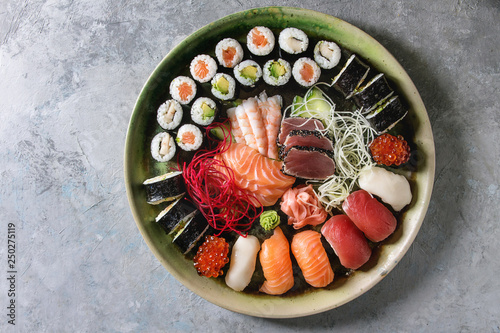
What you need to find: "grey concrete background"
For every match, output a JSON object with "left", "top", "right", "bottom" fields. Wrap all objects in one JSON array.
[{"left": 0, "top": 0, "right": 499, "bottom": 332}]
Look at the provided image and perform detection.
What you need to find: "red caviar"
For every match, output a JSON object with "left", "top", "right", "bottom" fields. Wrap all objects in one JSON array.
[
  {"left": 193, "top": 235, "right": 229, "bottom": 278},
  {"left": 369, "top": 133, "right": 410, "bottom": 166}
]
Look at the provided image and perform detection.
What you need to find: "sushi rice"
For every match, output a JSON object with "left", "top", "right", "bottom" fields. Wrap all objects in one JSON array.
[
  {"left": 313, "top": 41, "right": 341, "bottom": 69},
  {"left": 190, "top": 54, "right": 218, "bottom": 83},
  {"left": 292, "top": 57, "right": 321, "bottom": 87},
  {"left": 151, "top": 132, "right": 176, "bottom": 162},
  {"left": 263, "top": 59, "right": 291, "bottom": 86},
  {"left": 233, "top": 60, "right": 262, "bottom": 86},
  {"left": 170, "top": 76, "right": 197, "bottom": 105},
  {"left": 215, "top": 38, "right": 244, "bottom": 68},
  {"left": 191, "top": 97, "right": 217, "bottom": 126},
  {"left": 157, "top": 99, "right": 183, "bottom": 130},
  {"left": 176, "top": 124, "right": 203, "bottom": 151},
  {"left": 211, "top": 73, "right": 236, "bottom": 100},
  {"left": 247, "top": 26, "right": 275, "bottom": 56},
  {"left": 278, "top": 27, "right": 309, "bottom": 54}
]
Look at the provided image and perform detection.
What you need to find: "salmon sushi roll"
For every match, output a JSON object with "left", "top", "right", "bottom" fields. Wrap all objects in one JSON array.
[
  {"left": 291, "top": 230, "right": 334, "bottom": 288},
  {"left": 314, "top": 40, "right": 341, "bottom": 69},
  {"left": 170, "top": 76, "right": 196, "bottom": 105},
  {"left": 259, "top": 227, "right": 294, "bottom": 295},
  {"left": 279, "top": 27, "right": 308, "bottom": 54},
  {"left": 189, "top": 54, "right": 217, "bottom": 83},
  {"left": 175, "top": 124, "right": 203, "bottom": 151},
  {"left": 247, "top": 26, "right": 275, "bottom": 56},
  {"left": 215, "top": 38, "right": 244, "bottom": 68},
  {"left": 292, "top": 57, "right": 321, "bottom": 87}
]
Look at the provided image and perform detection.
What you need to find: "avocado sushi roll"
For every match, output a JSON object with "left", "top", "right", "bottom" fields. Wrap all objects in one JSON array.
[
  {"left": 151, "top": 132, "right": 176, "bottom": 162},
  {"left": 233, "top": 60, "right": 262, "bottom": 86},
  {"left": 263, "top": 59, "right": 291, "bottom": 86},
  {"left": 172, "top": 211, "right": 211, "bottom": 254},
  {"left": 143, "top": 171, "right": 185, "bottom": 205},
  {"left": 191, "top": 97, "right": 217, "bottom": 126},
  {"left": 211, "top": 73, "right": 236, "bottom": 100},
  {"left": 157, "top": 99, "right": 183, "bottom": 130},
  {"left": 352, "top": 73, "right": 394, "bottom": 112},
  {"left": 366, "top": 95, "right": 408, "bottom": 133}
]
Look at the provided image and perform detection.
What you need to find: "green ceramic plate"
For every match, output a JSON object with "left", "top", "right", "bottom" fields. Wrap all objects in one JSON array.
[{"left": 124, "top": 6, "right": 435, "bottom": 318}]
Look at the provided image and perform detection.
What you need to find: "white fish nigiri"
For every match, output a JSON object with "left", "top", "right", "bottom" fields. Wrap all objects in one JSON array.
[
  {"left": 225, "top": 235, "right": 260, "bottom": 291},
  {"left": 358, "top": 165, "right": 412, "bottom": 211}
]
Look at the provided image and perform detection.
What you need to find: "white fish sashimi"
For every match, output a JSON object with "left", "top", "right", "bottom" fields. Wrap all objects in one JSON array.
[
  {"left": 358, "top": 165, "right": 412, "bottom": 211},
  {"left": 225, "top": 235, "right": 260, "bottom": 291}
]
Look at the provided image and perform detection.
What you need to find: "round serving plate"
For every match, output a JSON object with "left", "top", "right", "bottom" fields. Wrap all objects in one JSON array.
[{"left": 124, "top": 6, "right": 435, "bottom": 318}]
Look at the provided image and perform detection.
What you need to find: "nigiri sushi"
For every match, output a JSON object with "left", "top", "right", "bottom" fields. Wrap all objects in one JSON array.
[
  {"left": 291, "top": 230, "right": 334, "bottom": 288},
  {"left": 342, "top": 190, "right": 397, "bottom": 242},
  {"left": 259, "top": 227, "right": 294, "bottom": 295},
  {"left": 321, "top": 215, "right": 372, "bottom": 270},
  {"left": 225, "top": 235, "right": 260, "bottom": 292}
]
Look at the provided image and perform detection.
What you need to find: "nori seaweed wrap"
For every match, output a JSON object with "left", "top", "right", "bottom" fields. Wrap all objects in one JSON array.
[
  {"left": 366, "top": 95, "right": 408, "bottom": 133},
  {"left": 155, "top": 197, "right": 197, "bottom": 234},
  {"left": 332, "top": 54, "right": 370, "bottom": 99},
  {"left": 172, "top": 212, "right": 210, "bottom": 254},
  {"left": 143, "top": 171, "right": 185, "bottom": 205},
  {"left": 352, "top": 73, "right": 394, "bottom": 112}
]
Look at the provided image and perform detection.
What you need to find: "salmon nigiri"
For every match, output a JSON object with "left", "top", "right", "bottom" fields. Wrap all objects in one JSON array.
[
  {"left": 291, "top": 230, "right": 334, "bottom": 288},
  {"left": 259, "top": 227, "right": 294, "bottom": 295}
]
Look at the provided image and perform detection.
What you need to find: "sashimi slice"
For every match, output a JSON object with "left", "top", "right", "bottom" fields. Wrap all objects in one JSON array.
[
  {"left": 281, "top": 129, "right": 333, "bottom": 156},
  {"left": 321, "top": 215, "right": 372, "bottom": 270},
  {"left": 291, "top": 230, "right": 334, "bottom": 288},
  {"left": 278, "top": 117, "right": 325, "bottom": 145},
  {"left": 259, "top": 227, "right": 294, "bottom": 295},
  {"left": 342, "top": 190, "right": 397, "bottom": 242}
]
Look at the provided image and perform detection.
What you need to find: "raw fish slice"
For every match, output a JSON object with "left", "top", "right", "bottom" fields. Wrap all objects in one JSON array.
[
  {"left": 243, "top": 97, "right": 268, "bottom": 157},
  {"left": 342, "top": 190, "right": 397, "bottom": 242},
  {"left": 278, "top": 117, "right": 325, "bottom": 145},
  {"left": 259, "top": 227, "right": 294, "bottom": 295},
  {"left": 282, "top": 146, "right": 335, "bottom": 180},
  {"left": 281, "top": 129, "right": 333, "bottom": 156},
  {"left": 258, "top": 92, "right": 283, "bottom": 159},
  {"left": 291, "top": 230, "right": 334, "bottom": 288},
  {"left": 321, "top": 215, "right": 372, "bottom": 270},
  {"left": 225, "top": 235, "right": 260, "bottom": 291},
  {"left": 235, "top": 104, "right": 257, "bottom": 150},
  {"left": 226, "top": 107, "right": 245, "bottom": 143}
]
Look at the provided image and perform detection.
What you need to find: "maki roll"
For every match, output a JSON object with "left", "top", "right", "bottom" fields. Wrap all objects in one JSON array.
[
  {"left": 292, "top": 57, "right": 321, "bottom": 87},
  {"left": 211, "top": 73, "right": 236, "bottom": 100},
  {"left": 279, "top": 27, "right": 308, "bottom": 54},
  {"left": 314, "top": 40, "right": 341, "bottom": 69},
  {"left": 263, "top": 59, "right": 291, "bottom": 86},
  {"left": 233, "top": 60, "right": 262, "bottom": 86},
  {"left": 190, "top": 54, "right": 218, "bottom": 83},
  {"left": 151, "top": 132, "right": 176, "bottom": 162},
  {"left": 155, "top": 197, "right": 198, "bottom": 234},
  {"left": 215, "top": 38, "right": 244, "bottom": 68},
  {"left": 191, "top": 97, "right": 217, "bottom": 126},
  {"left": 366, "top": 95, "right": 408, "bottom": 133},
  {"left": 247, "top": 26, "right": 275, "bottom": 56},
  {"left": 143, "top": 171, "right": 185, "bottom": 205},
  {"left": 176, "top": 124, "right": 203, "bottom": 151},
  {"left": 172, "top": 211, "right": 211, "bottom": 254},
  {"left": 170, "top": 76, "right": 197, "bottom": 105},
  {"left": 332, "top": 54, "right": 370, "bottom": 99},
  {"left": 157, "top": 99, "right": 183, "bottom": 130},
  {"left": 352, "top": 73, "right": 394, "bottom": 112}
]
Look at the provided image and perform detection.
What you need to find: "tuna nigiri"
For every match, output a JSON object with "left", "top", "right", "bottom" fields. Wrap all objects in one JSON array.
[
  {"left": 291, "top": 230, "right": 334, "bottom": 288},
  {"left": 321, "top": 215, "right": 372, "bottom": 270},
  {"left": 342, "top": 189, "right": 397, "bottom": 242},
  {"left": 259, "top": 227, "right": 294, "bottom": 295}
]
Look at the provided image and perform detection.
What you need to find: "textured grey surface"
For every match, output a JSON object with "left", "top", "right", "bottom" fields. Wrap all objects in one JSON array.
[{"left": 0, "top": 0, "right": 499, "bottom": 332}]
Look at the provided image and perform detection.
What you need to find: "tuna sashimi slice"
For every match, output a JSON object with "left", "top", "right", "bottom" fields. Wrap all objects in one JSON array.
[
  {"left": 342, "top": 190, "right": 397, "bottom": 242},
  {"left": 281, "top": 129, "right": 333, "bottom": 157},
  {"left": 291, "top": 230, "right": 334, "bottom": 287},
  {"left": 321, "top": 215, "right": 372, "bottom": 270},
  {"left": 278, "top": 117, "right": 325, "bottom": 145},
  {"left": 282, "top": 146, "right": 335, "bottom": 180},
  {"left": 259, "top": 227, "right": 294, "bottom": 295}
]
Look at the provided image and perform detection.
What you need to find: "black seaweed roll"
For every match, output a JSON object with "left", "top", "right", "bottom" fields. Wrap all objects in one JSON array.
[
  {"left": 155, "top": 197, "right": 197, "bottom": 234},
  {"left": 143, "top": 171, "right": 185, "bottom": 205},
  {"left": 352, "top": 73, "right": 394, "bottom": 112},
  {"left": 172, "top": 212, "right": 210, "bottom": 254},
  {"left": 332, "top": 54, "right": 370, "bottom": 99},
  {"left": 366, "top": 95, "right": 409, "bottom": 133}
]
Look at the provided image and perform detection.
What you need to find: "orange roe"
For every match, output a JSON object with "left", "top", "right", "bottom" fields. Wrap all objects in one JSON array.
[
  {"left": 369, "top": 133, "right": 410, "bottom": 166},
  {"left": 193, "top": 235, "right": 229, "bottom": 278}
]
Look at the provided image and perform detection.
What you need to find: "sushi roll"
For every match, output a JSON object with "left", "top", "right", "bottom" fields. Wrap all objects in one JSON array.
[
  {"left": 170, "top": 76, "right": 197, "bottom": 105},
  {"left": 155, "top": 197, "right": 197, "bottom": 234},
  {"left": 332, "top": 54, "right": 370, "bottom": 99},
  {"left": 278, "top": 27, "right": 309, "bottom": 54},
  {"left": 314, "top": 40, "right": 341, "bottom": 69},
  {"left": 292, "top": 57, "right": 321, "bottom": 87},
  {"left": 176, "top": 124, "right": 203, "bottom": 151},
  {"left": 233, "top": 60, "right": 262, "bottom": 86},
  {"left": 365, "top": 95, "right": 408, "bottom": 133},
  {"left": 211, "top": 73, "right": 236, "bottom": 100},
  {"left": 172, "top": 211, "right": 211, "bottom": 254},
  {"left": 215, "top": 38, "right": 244, "bottom": 68},
  {"left": 143, "top": 170, "right": 185, "bottom": 205},
  {"left": 247, "top": 26, "right": 275, "bottom": 56},
  {"left": 263, "top": 59, "right": 291, "bottom": 86},
  {"left": 157, "top": 99, "right": 183, "bottom": 130},
  {"left": 190, "top": 54, "right": 217, "bottom": 83},
  {"left": 150, "top": 132, "right": 176, "bottom": 162},
  {"left": 352, "top": 73, "right": 394, "bottom": 112},
  {"left": 191, "top": 97, "right": 217, "bottom": 126}
]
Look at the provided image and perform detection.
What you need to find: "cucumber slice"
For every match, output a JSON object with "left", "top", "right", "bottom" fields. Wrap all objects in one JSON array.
[{"left": 209, "top": 122, "right": 235, "bottom": 142}]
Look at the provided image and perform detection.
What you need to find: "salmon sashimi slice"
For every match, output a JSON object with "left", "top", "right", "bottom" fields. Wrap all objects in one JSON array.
[
  {"left": 259, "top": 227, "right": 294, "bottom": 295},
  {"left": 291, "top": 230, "right": 334, "bottom": 288},
  {"left": 217, "top": 143, "right": 295, "bottom": 207}
]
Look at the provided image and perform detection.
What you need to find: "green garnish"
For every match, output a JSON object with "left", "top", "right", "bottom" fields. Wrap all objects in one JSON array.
[{"left": 260, "top": 210, "right": 280, "bottom": 231}]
